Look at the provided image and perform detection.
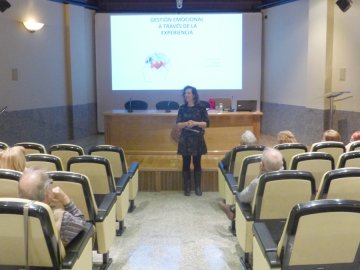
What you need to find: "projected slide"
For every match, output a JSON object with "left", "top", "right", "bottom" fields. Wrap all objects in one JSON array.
[{"left": 111, "top": 13, "right": 243, "bottom": 91}]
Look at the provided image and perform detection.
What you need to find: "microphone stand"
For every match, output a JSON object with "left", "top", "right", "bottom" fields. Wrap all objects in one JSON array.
[{"left": 165, "top": 101, "right": 171, "bottom": 113}]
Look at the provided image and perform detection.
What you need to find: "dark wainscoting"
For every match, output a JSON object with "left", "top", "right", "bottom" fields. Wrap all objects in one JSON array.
[{"left": 0, "top": 103, "right": 97, "bottom": 147}]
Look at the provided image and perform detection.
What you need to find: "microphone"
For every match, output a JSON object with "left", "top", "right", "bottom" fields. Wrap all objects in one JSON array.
[
  {"left": 0, "top": 106, "right": 7, "bottom": 115},
  {"left": 127, "top": 98, "right": 133, "bottom": 113},
  {"left": 165, "top": 101, "right": 171, "bottom": 113}
]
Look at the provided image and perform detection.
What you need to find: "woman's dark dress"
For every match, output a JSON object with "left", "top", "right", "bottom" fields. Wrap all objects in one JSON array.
[{"left": 176, "top": 103, "right": 209, "bottom": 156}]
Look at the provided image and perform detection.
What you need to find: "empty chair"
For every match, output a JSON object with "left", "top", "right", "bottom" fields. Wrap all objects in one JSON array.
[
  {"left": 316, "top": 168, "right": 360, "bottom": 200},
  {"left": 14, "top": 142, "right": 47, "bottom": 154},
  {"left": 0, "top": 142, "right": 8, "bottom": 150},
  {"left": 0, "top": 198, "right": 95, "bottom": 270},
  {"left": 290, "top": 152, "right": 335, "bottom": 189},
  {"left": 155, "top": 100, "right": 180, "bottom": 110},
  {"left": 198, "top": 100, "right": 210, "bottom": 109},
  {"left": 236, "top": 170, "right": 315, "bottom": 268},
  {"left": 68, "top": 155, "right": 131, "bottom": 236},
  {"left": 25, "top": 153, "right": 63, "bottom": 171},
  {"left": 47, "top": 171, "right": 117, "bottom": 269},
  {"left": 0, "top": 169, "right": 21, "bottom": 198},
  {"left": 124, "top": 100, "right": 148, "bottom": 111},
  {"left": 48, "top": 144, "right": 84, "bottom": 169},
  {"left": 337, "top": 151, "right": 360, "bottom": 168},
  {"left": 274, "top": 143, "right": 307, "bottom": 169},
  {"left": 310, "top": 141, "right": 345, "bottom": 163},
  {"left": 252, "top": 199, "right": 360, "bottom": 270},
  {"left": 88, "top": 145, "right": 140, "bottom": 213},
  {"left": 348, "top": 140, "right": 360, "bottom": 151}
]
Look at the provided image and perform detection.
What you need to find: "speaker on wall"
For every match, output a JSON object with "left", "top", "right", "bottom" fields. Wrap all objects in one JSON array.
[
  {"left": 336, "top": 0, "right": 352, "bottom": 12},
  {"left": 0, "top": 0, "right": 11, "bottom": 13}
]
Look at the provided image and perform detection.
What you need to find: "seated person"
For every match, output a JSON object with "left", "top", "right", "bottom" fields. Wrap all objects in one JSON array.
[
  {"left": 219, "top": 147, "right": 283, "bottom": 220},
  {"left": 277, "top": 130, "right": 297, "bottom": 144},
  {"left": 18, "top": 167, "right": 86, "bottom": 246},
  {"left": 0, "top": 146, "right": 26, "bottom": 171},
  {"left": 346, "top": 131, "right": 360, "bottom": 151},
  {"left": 221, "top": 130, "right": 257, "bottom": 171},
  {"left": 322, "top": 129, "right": 341, "bottom": 142}
]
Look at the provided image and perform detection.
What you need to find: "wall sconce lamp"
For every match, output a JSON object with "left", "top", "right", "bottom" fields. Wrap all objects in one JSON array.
[{"left": 23, "top": 19, "right": 44, "bottom": 33}]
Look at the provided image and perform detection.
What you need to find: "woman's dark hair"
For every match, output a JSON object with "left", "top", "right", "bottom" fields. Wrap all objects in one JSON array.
[{"left": 182, "top": 85, "right": 199, "bottom": 105}]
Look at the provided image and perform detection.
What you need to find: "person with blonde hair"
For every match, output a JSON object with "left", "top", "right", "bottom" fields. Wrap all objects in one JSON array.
[
  {"left": 322, "top": 129, "right": 341, "bottom": 142},
  {"left": 346, "top": 130, "right": 360, "bottom": 151},
  {"left": 0, "top": 146, "right": 26, "bottom": 171},
  {"left": 277, "top": 130, "right": 297, "bottom": 144}
]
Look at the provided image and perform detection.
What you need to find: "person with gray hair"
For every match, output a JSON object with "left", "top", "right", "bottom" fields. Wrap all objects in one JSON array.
[
  {"left": 18, "top": 167, "right": 86, "bottom": 246},
  {"left": 219, "top": 147, "right": 283, "bottom": 220},
  {"left": 221, "top": 130, "right": 257, "bottom": 170}
]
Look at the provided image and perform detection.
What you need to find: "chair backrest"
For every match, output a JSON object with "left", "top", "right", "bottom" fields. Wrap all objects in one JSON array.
[
  {"left": 88, "top": 145, "right": 127, "bottom": 178},
  {"left": 349, "top": 141, "right": 360, "bottom": 152},
  {"left": 0, "top": 142, "right": 8, "bottom": 150},
  {"left": 48, "top": 144, "right": 84, "bottom": 170},
  {"left": 230, "top": 145, "right": 265, "bottom": 179},
  {"left": 316, "top": 168, "right": 360, "bottom": 200},
  {"left": 337, "top": 151, "right": 360, "bottom": 168},
  {"left": 0, "top": 198, "right": 64, "bottom": 268},
  {"left": 14, "top": 142, "right": 47, "bottom": 154},
  {"left": 277, "top": 199, "right": 360, "bottom": 269},
  {"left": 68, "top": 155, "right": 115, "bottom": 195},
  {"left": 47, "top": 171, "right": 98, "bottom": 222},
  {"left": 124, "top": 100, "right": 148, "bottom": 110},
  {"left": 238, "top": 154, "right": 262, "bottom": 191},
  {"left": 0, "top": 169, "right": 22, "bottom": 198},
  {"left": 198, "top": 100, "right": 210, "bottom": 109},
  {"left": 254, "top": 170, "right": 316, "bottom": 221},
  {"left": 290, "top": 152, "right": 335, "bottom": 189},
  {"left": 310, "top": 141, "right": 345, "bottom": 164},
  {"left": 274, "top": 143, "right": 307, "bottom": 169},
  {"left": 155, "top": 101, "right": 180, "bottom": 110},
  {"left": 25, "top": 153, "right": 63, "bottom": 171}
]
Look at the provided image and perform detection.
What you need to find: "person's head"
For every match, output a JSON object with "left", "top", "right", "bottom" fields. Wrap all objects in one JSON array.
[
  {"left": 350, "top": 131, "right": 360, "bottom": 142},
  {"left": 277, "top": 130, "right": 297, "bottom": 144},
  {"left": 322, "top": 129, "right": 341, "bottom": 142},
  {"left": 182, "top": 85, "right": 199, "bottom": 105},
  {"left": 18, "top": 167, "right": 54, "bottom": 205},
  {"left": 240, "top": 130, "right": 257, "bottom": 146},
  {"left": 260, "top": 147, "right": 283, "bottom": 174},
  {"left": 0, "top": 146, "right": 26, "bottom": 171}
]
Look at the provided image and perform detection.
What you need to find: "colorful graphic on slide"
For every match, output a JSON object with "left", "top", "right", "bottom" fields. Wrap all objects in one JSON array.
[{"left": 143, "top": 53, "right": 170, "bottom": 82}]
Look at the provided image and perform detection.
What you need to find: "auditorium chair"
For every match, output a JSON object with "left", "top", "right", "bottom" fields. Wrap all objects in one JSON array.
[
  {"left": 124, "top": 100, "right": 148, "bottom": 111},
  {"left": 236, "top": 170, "right": 315, "bottom": 268},
  {"left": 310, "top": 141, "right": 345, "bottom": 164},
  {"left": 0, "top": 169, "right": 21, "bottom": 198},
  {"left": 48, "top": 144, "right": 84, "bottom": 170},
  {"left": 274, "top": 143, "right": 307, "bottom": 169},
  {"left": 348, "top": 140, "right": 360, "bottom": 151},
  {"left": 68, "top": 155, "right": 131, "bottom": 236},
  {"left": 0, "top": 198, "right": 95, "bottom": 270},
  {"left": 47, "top": 171, "right": 117, "bottom": 269},
  {"left": 336, "top": 151, "right": 360, "bottom": 168},
  {"left": 0, "top": 142, "right": 8, "bottom": 150},
  {"left": 14, "top": 142, "right": 47, "bottom": 154},
  {"left": 155, "top": 100, "right": 180, "bottom": 110},
  {"left": 289, "top": 152, "right": 335, "bottom": 189},
  {"left": 252, "top": 199, "right": 360, "bottom": 270},
  {"left": 316, "top": 167, "right": 360, "bottom": 200},
  {"left": 88, "top": 145, "right": 139, "bottom": 213},
  {"left": 25, "top": 153, "right": 63, "bottom": 171},
  {"left": 198, "top": 100, "right": 210, "bottom": 109}
]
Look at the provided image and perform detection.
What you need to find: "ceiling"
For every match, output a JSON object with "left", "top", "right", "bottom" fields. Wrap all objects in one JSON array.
[{"left": 51, "top": 0, "right": 300, "bottom": 12}]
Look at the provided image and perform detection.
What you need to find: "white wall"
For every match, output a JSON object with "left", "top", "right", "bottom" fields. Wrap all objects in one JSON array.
[{"left": 0, "top": 0, "right": 95, "bottom": 111}]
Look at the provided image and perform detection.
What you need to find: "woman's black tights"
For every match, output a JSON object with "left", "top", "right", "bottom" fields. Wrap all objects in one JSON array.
[{"left": 182, "top": 155, "right": 202, "bottom": 172}]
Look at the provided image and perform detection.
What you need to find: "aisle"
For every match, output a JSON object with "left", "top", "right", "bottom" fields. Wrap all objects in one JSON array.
[{"left": 93, "top": 192, "right": 241, "bottom": 270}]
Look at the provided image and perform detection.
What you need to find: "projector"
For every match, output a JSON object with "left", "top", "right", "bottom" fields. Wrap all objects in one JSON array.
[{"left": 0, "top": 0, "right": 11, "bottom": 13}]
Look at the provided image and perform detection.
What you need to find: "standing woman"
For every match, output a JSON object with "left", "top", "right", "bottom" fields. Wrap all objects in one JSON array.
[{"left": 176, "top": 86, "right": 209, "bottom": 196}]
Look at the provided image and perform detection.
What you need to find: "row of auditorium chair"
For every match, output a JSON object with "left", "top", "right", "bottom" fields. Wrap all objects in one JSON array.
[
  {"left": 0, "top": 142, "right": 139, "bottom": 269},
  {"left": 217, "top": 142, "right": 360, "bottom": 269},
  {"left": 123, "top": 99, "right": 212, "bottom": 111}
]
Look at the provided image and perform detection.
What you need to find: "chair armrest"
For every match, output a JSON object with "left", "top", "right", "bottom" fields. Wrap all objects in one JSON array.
[
  {"left": 127, "top": 162, "right": 139, "bottom": 177},
  {"left": 218, "top": 161, "right": 228, "bottom": 175},
  {"left": 94, "top": 193, "right": 117, "bottom": 222},
  {"left": 235, "top": 194, "right": 253, "bottom": 221},
  {"left": 114, "top": 174, "right": 131, "bottom": 194},
  {"left": 253, "top": 222, "right": 281, "bottom": 267},
  {"left": 224, "top": 173, "right": 238, "bottom": 194},
  {"left": 62, "top": 222, "right": 95, "bottom": 269}
]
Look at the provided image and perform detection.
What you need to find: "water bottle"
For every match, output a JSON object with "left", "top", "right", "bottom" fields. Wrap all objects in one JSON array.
[{"left": 219, "top": 103, "right": 223, "bottom": 112}]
